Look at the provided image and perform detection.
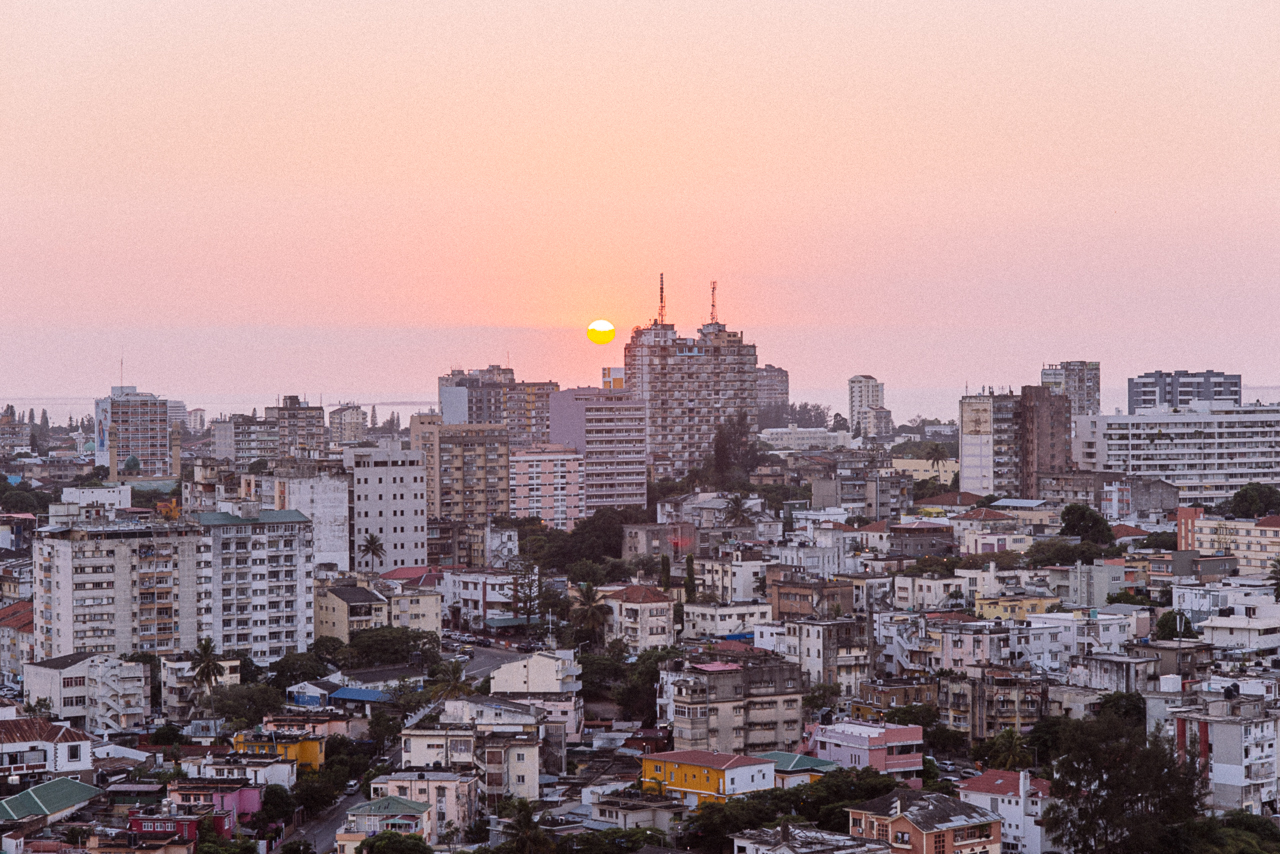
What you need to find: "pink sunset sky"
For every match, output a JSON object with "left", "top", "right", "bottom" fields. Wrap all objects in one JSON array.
[{"left": 3, "top": 2, "right": 1279, "bottom": 420}]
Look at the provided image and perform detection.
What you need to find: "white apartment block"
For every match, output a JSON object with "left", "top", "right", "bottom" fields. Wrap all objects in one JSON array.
[
  {"left": 34, "top": 517, "right": 204, "bottom": 660},
  {"left": 848, "top": 376, "right": 892, "bottom": 438},
  {"left": 1074, "top": 401, "right": 1280, "bottom": 506},
  {"left": 94, "top": 386, "right": 177, "bottom": 477},
  {"left": 623, "top": 315, "right": 758, "bottom": 479},
  {"left": 490, "top": 650, "right": 583, "bottom": 695},
  {"left": 439, "top": 567, "right": 522, "bottom": 630},
  {"left": 329, "top": 404, "right": 368, "bottom": 444},
  {"left": 1172, "top": 577, "right": 1275, "bottom": 624},
  {"left": 160, "top": 655, "right": 242, "bottom": 720},
  {"left": 958, "top": 771, "right": 1054, "bottom": 854},
  {"left": 1173, "top": 696, "right": 1279, "bottom": 815},
  {"left": 695, "top": 552, "right": 773, "bottom": 603},
  {"left": 24, "top": 652, "right": 150, "bottom": 734},
  {"left": 549, "top": 387, "right": 647, "bottom": 511},
  {"left": 345, "top": 442, "right": 433, "bottom": 570},
  {"left": 254, "top": 468, "right": 351, "bottom": 574},
  {"left": 195, "top": 506, "right": 315, "bottom": 664},
  {"left": 1197, "top": 602, "right": 1280, "bottom": 656},
  {"left": 509, "top": 445, "right": 586, "bottom": 531},
  {"left": 681, "top": 602, "right": 773, "bottom": 639}
]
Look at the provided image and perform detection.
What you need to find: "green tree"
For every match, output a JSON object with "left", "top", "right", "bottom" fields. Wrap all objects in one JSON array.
[
  {"left": 369, "top": 709, "right": 402, "bottom": 754},
  {"left": 802, "top": 683, "right": 841, "bottom": 711},
  {"left": 571, "top": 584, "right": 612, "bottom": 648},
  {"left": 344, "top": 626, "right": 431, "bottom": 668},
  {"left": 1156, "top": 610, "right": 1199, "bottom": 640},
  {"left": 268, "top": 651, "right": 329, "bottom": 691},
  {"left": 310, "top": 635, "right": 346, "bottom": 667},
  {"left": 189, "top": 637, "right": 226, "bottom": 715},
  {"left": 1097, "top": 692, "right": 1147, "bottom": 729},
  {"left": 430, "top": 659, "right": 473, "bottom": 701},
  {"left": 1059, "top": 503, "right": 1115, "bottom": 545},
  {"left": 1138, "top": 531, "right": 1178, "bottom": 551},
  {"left": 983, "top": 727, "right": 1033, "bottom": 770},
  {"left": 257, "top": 784, "right": 297, "bottom": 824},
  {"left": 125, "top": 651, "right": 163, "bottom": 708},
  {"left": 1041, "top": 716, "right": 1204, "bottom": 854},
  {"left": 1219, "top": 482, "right": 1280, "bottom": 518},
  {"left": 496, "top": 799, "right": 553, "bottom": 854},
  {"left": 684, "top": 555, "right": 697, "bottom": 600},
  {"left": 357, "top": 832, "right": 432, "bottom": 854},
  {"left": 724, "top": 493, "right": 752, "bottom": 527},
  {"left": 924, "top": 442, "right": 951, "bottom": 472},
  {"left": 659, "top": 555, "right": 671, "bottom": 591},
  {"left": 359, "top": 533, "right": 387, "bottom": 565},
  {"left": 151, "top": 723, "right": 188, "bottom": 745},
  {"left": 294, "top": 772, "right": 340, "bottom": 814},
  {"left": 208, "top": 683, "right": 285, "bottom": 725},
  {"left": 1270, "top": 556, "right": 1280, "bottom": 603},
  {"left": 277, "top": 842, "right": 316, "bottom": 854},
  {"left": 830, "top": 413, "right": 849, "bottom": 433}
]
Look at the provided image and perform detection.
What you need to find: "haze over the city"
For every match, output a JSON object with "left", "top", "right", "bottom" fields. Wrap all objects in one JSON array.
[{"left": 4, "top": 3, "right": 1279, "bottom": 418}]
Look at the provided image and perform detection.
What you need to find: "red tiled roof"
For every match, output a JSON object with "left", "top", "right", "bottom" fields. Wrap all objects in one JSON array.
[
  {"left": 952, "top": 508, "right": 1014, "bottom": 522},
  {"left": 0, "top": 718, "right": 92, "bottom": 745},
  {"left": 856, "top": 520, "right": 890, "bottom": 533},
  {"left": 1256, "top": 516, "right": 1280, "bottom": 529},
  {"left": 605, "top": 585, "right": 672, "bottom": 604},
  {"left": 958, "top": 769, "right": 1051, "bottom": 798},
  {"left": 915, "top": 492, "right": 984, "bottom": 507},
  {"left": 646, "top": 749, "right": 773, "bottom": 770},
  {"left": 380, "top": 567, "right": 443, "bottom": 585},
  {"left": 0, "top": 600, "right": 33, "bottom": 633},
  {"left": 1111, "top": 524, "right": 1150, "bottom": 539}
]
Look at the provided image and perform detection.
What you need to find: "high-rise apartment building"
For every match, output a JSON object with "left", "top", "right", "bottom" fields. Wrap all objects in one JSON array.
[
  {"left": 550, "top": 388, "right": 648, "bottom": 511},
  {"left": 254, "top": 463, "right": 351, "bottom": 574},
  {"left": 438, "top": 367, "right": 559, "bottom": 447},
  {"left": 848, "top": 375, "right": 892, "bottom": 438},
  {"left": 212, "top": 415, "right": 279, "bottom": 464},
  {"left": 34, "top": 516, "right": 204, "bottom": 660},
  {"left": 510, "top": 445, "right": 586, "bottom": 531},
  {"left": 601, "top": 367, "right": 625, "bottom": 389},
  {"left": 167, "top": 400, "right": 188, "bottom": 426},
  {"left": 329, "top": 404, "right": 368, "bottom": 443},
  {"left": 409, "top": 415, "right": 511, "bottom": 525},
  {"left": 94, "top": 387, "right": 178, "bottom": 477},
  {"left": 757, "top": 365, "right": 790, "bottom": 409},
  {"left": 1128, "top": 370, "right": 1242, "bottom": 414},
  {"left": 624, "top": 305, "right": 758, "bottom": 478},
  {"left": 1041, "top": 361, "right": 1101, "bottom": 416},
  {"left": 265, "top": 395, "right": 326, "bottom": 459},
  {"left": 960, "top": 387, "right": 1073, "bottom": 499},
  {"left": 195, "top": 504, "right": 315, "bottom": 664},
  {"left": 344, "top": 442, "right": 431, "bottom": 571}
]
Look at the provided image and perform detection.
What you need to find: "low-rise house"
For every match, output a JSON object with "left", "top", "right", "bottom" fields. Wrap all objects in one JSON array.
[
  {"left": 314, "top": 584, "right": 389, "bottom": 643},
  {"left": 180, "top": 753, "right": 297, "bottom": 788},
  {"left": 755, "top": 751, "right": 841, "bottom": 787},
  {"left": 231, "top": 729, "right": 324, "bottom": 771},
  {"left": 168, "top": 779, "right": 263, "bottom": 818},
  {"left": 126, "top": 805, "right": 235, "bottom": 842},
  {"left": 808, "top": 722, "right": 924, "bottom": 780},
  {"left": 370, "top": 771, "right": 479, "bottom": 843},
  {"left": 88, "top": 832, "right": 192, "bottom": 854},
  {"left": 262, "top": 711, "right": 367, "bottom": 740},
  {"left": 588, "top": 791, "right": 688, "bottom": 832},
  {"left": 0, "top": 718, "right": 94, "bottom": 784},
  {"left": 849, "top": 678, "right": 937, "bottom": 723},
  {"left": 956, "top": 770, "right": 1053, "bottom": 854},
  {"left": 640, "top": 750, "right": 774, "bottom": 806},
  {"left": 1196, "top": 602, "right": 1280, "bottom": 658},
  {"left": 766, "top": 566, "right": 859, "bottom": 620},
  {"left": 160, "top": 655, "right": 241, "bottom": 721},
  {"left": 846, "top": 789, "right": 1002, "bottom": 854},
  {"left": 0, "top": 776, "right": 100, "bottom": 823},
  {"left": 893, "top": 574, "right": 967, "bottom": 612},
  {"left": 1066, "top": 653, "right": 1158, "bottom": 694},
  {"left": 24, "top": 653, "right": 150, "bottom": 733},
  {"left": 604, "top": 586, "right": 674, "bottom": 653},
  {"left": 682, "top": 601, "right": 774, "bottom": 639},
  {"left": 973, "top": 594, "right": 1059, "bottom": 621},
  {"left": 732, "top": 825, "right": 891, "bottom": 854},
  {"left": 344, "top": 796, "right": 429, "bottom": 835}
]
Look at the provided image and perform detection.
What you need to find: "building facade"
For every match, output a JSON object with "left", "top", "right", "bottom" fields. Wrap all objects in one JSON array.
[
  {"left": 1040, "top": 361, "right": 1101, "bottom": 417},
  {"left": 264, "top": 396, "right": 326, "bottom": 459},
  {"left": 509, "top": 445, "right": 586, "bottom": 530},
  {"left": 549, "top": 387, "right": 648, "bottom": 511},
  {"left": 94, "top": 387, "right": 178, "bottom": 477},
  {"left": 758, "top": 365, "right": 790, "bottom": 410},
  {"left": 409, "top": 414, "right": 511, "bottom": 525},
  {"left": 1128, "top": 369, "right": 1242, "bottom": 414}
]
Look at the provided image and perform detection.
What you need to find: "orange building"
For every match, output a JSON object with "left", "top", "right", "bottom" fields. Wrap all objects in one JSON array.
[
  {"left": 639, "top": 750, "right": 774, "bottom": 807},
  {"left": 847, "top": 789, "right": 1001, "bottom": 854}
]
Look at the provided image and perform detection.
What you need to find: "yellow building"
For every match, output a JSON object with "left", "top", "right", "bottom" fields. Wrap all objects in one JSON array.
[
  {"left": 639, "top": 750, "right": 775, "bottom": 807},
  {"left": 974, "top": 594, "right": 1061, "bottom": 621},
  {"left": 892, "top": 458, "right": 960, "bottom": 482},
  {"left": 233, "top": 730, "right": 326, "bottom": 771}
]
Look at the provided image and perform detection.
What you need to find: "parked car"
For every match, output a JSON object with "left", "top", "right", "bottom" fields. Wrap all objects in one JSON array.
[
  {"left": 476, "top": 637, "right": 493, "bottom": 647},
  {"left": 940, "top": 775, "right": 961, "bottom": 783},
  {"left": 937, "top": 761, "right": 958, "bottom": 772},
  {"left": 516, "top": 643, "right": 535, "bottom": 653},
  {"left": 345, "top": 780, "right": 360, "bottom": 795},
  {"left": 961, "top": 769, "right": 983, "bottom": 778}
]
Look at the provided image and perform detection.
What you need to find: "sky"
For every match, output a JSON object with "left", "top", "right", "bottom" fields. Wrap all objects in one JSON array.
[{"left": 3, "top": 2, "right": 1279, "bottom": 421}]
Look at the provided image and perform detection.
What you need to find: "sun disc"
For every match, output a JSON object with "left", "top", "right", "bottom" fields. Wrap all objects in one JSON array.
[{"left": 587, "top": 319, "right": 616, "bottom": 345}]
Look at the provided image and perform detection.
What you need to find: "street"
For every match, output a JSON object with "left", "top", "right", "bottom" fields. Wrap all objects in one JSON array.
[
  {"left": 292, "top": 790, "right": 366, "bottom": 854},
  {"left": 459, "top": 644, "right": 528, "bottom": 681}
]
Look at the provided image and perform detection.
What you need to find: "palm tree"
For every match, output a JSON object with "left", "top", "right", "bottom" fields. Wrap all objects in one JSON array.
[
  {"left": 985, "top": 727, "right": 1033, "bottom": 770},
  {"left": 925, "top": 442, "right": 950, "bottom": 474},
  {"left": 189, "top": 637, "right": 225, "bottom": 716},
  {"left": 358, "top": 533, "right": 386, "bottom": 567},
  {"left": 503, "top": 799, "right": 553, "bottom": 854},
  {"left": 571, "top": 584, "right": 612, "bottom": 647},
  {"left": 429, "top": 659, "right": 474, "bottom": 701},
  {"left": 724, "top": 493, "right": 752, "bottom": 527},
  {"left": 1269, "top": 557, "right": 1280, "bottom": 603}
]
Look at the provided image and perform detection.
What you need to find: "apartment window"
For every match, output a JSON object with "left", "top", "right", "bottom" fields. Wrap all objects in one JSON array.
[
  {"left": 516, "top": 775, "right": 526, "bottom": 784},
  {"left": 68, "top": 745, "right": 81, "bottom": 761}
]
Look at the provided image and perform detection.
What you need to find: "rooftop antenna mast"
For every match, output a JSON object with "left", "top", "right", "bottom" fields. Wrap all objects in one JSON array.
[
  {"left": 709, "top": 281, "right": 718, "bottom": 323},
  {"left": 658, "top": 273, "right": 666, "bottom": 324}
]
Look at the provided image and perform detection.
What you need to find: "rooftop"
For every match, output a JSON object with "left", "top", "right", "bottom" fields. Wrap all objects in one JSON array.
[
  {"left": 646, "top": 750, "right": 774, "bottom": 770},
  {"left": 605, "top": 585, "right": 673, "bottom": 604},
  {"left": 957, "top": 770, "right": 1050, "bottom": 799},
  {"left": 849, "top": 789, "right": 1001, "bottom": 832}
]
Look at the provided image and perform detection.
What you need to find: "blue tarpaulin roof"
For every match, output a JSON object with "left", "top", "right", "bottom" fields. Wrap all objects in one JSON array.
[{"left": 330, "top": 687, "right": 393, "bottom": 703}]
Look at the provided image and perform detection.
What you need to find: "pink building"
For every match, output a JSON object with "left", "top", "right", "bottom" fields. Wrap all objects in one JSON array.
[
  {"left": 510, "top": 444, "right": 586, "bottom": 531},
  {"left": 808, "top": 721, "right": 924, "bottom": 780}
]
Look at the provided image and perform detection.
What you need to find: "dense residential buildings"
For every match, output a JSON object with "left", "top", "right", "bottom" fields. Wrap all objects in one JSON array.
[
  {"left": 1074, "top": 401, "right": 1280, "bottom": 505},
  {"left": 624, "top": 297, "right": 759, "bottom": 477},
  {"left": 1181, "top": 511, "right": 1280, "bottom": 575},
  {"left": 959, "top": 386, "right": 1073, "bottom": 499},
  {"left": 314, "top": 584, "right": 388, "bottom": 643},
  {"left": 657, "top": 653, "right": 806, "bottom": 754},
  {"left": 1173, "top": 693, "right": 1280, "bottom": 815},
  {"left": 509, "top": 444, "right": 586, "bottom": 530},
  {"left": 212, "top": 415, "right": 279, "bottom": 464},
  {"left": 34, "top": 515, "right": 204, "bottom": 659},
  {"left": 549, "top": 388, "right": 647, "bottom": 511},
  {"left": 328, "top": 404, "right": 368, "bottom": 443},
  {"left": 1128, "top": 369, "right": 1242, "bottom": 414},
  {"left": 438, "top": 366, "right": 559, "bottom": 447},
  {"left": 809, "top": 721, "right": 924, "bottom": 780},
  {"left": 1040, "top": 360, "right": 1101, "bottom": 416},
  {"left": 757, "top": 365, "right": 790, "bottom": 409},
  {"left": 195, "top": 506, "right": 315, "bottom": 663},
  {"left": 159, "top": 654, "right": 241, "bottom": 720},
  {"left": 264, "top": 395, "right": 326, "bottom": 459},
  {"left": 94, "top": 387, "right": 178, "bottom": 477},
  {"left": 409, "top": 414, "right": 511, "bottom": 524}
]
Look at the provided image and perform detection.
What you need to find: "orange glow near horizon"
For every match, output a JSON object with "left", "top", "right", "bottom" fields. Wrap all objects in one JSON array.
[{"left": 2, "top": 3, "right": 1279, "bottom": 416}]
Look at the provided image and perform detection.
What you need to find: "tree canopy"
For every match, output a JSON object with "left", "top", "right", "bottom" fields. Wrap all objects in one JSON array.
[
  {"left": 1156, "top": 610, "right": 1199, "bottom": 640},
  {"left": 1218, "top": 482, "right": 1280, "bottom": 519},
  {"left": 1059, "top": 503, "right": 1115, "bottom": 545}
]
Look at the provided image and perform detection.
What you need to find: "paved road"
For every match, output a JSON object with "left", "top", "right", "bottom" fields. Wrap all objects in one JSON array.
[
  {"left": 293, "top": 790, "right": 365, "bottom": 854},
  {"left": 462, "top": 645, "right": 527, "bottom": 680}
]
